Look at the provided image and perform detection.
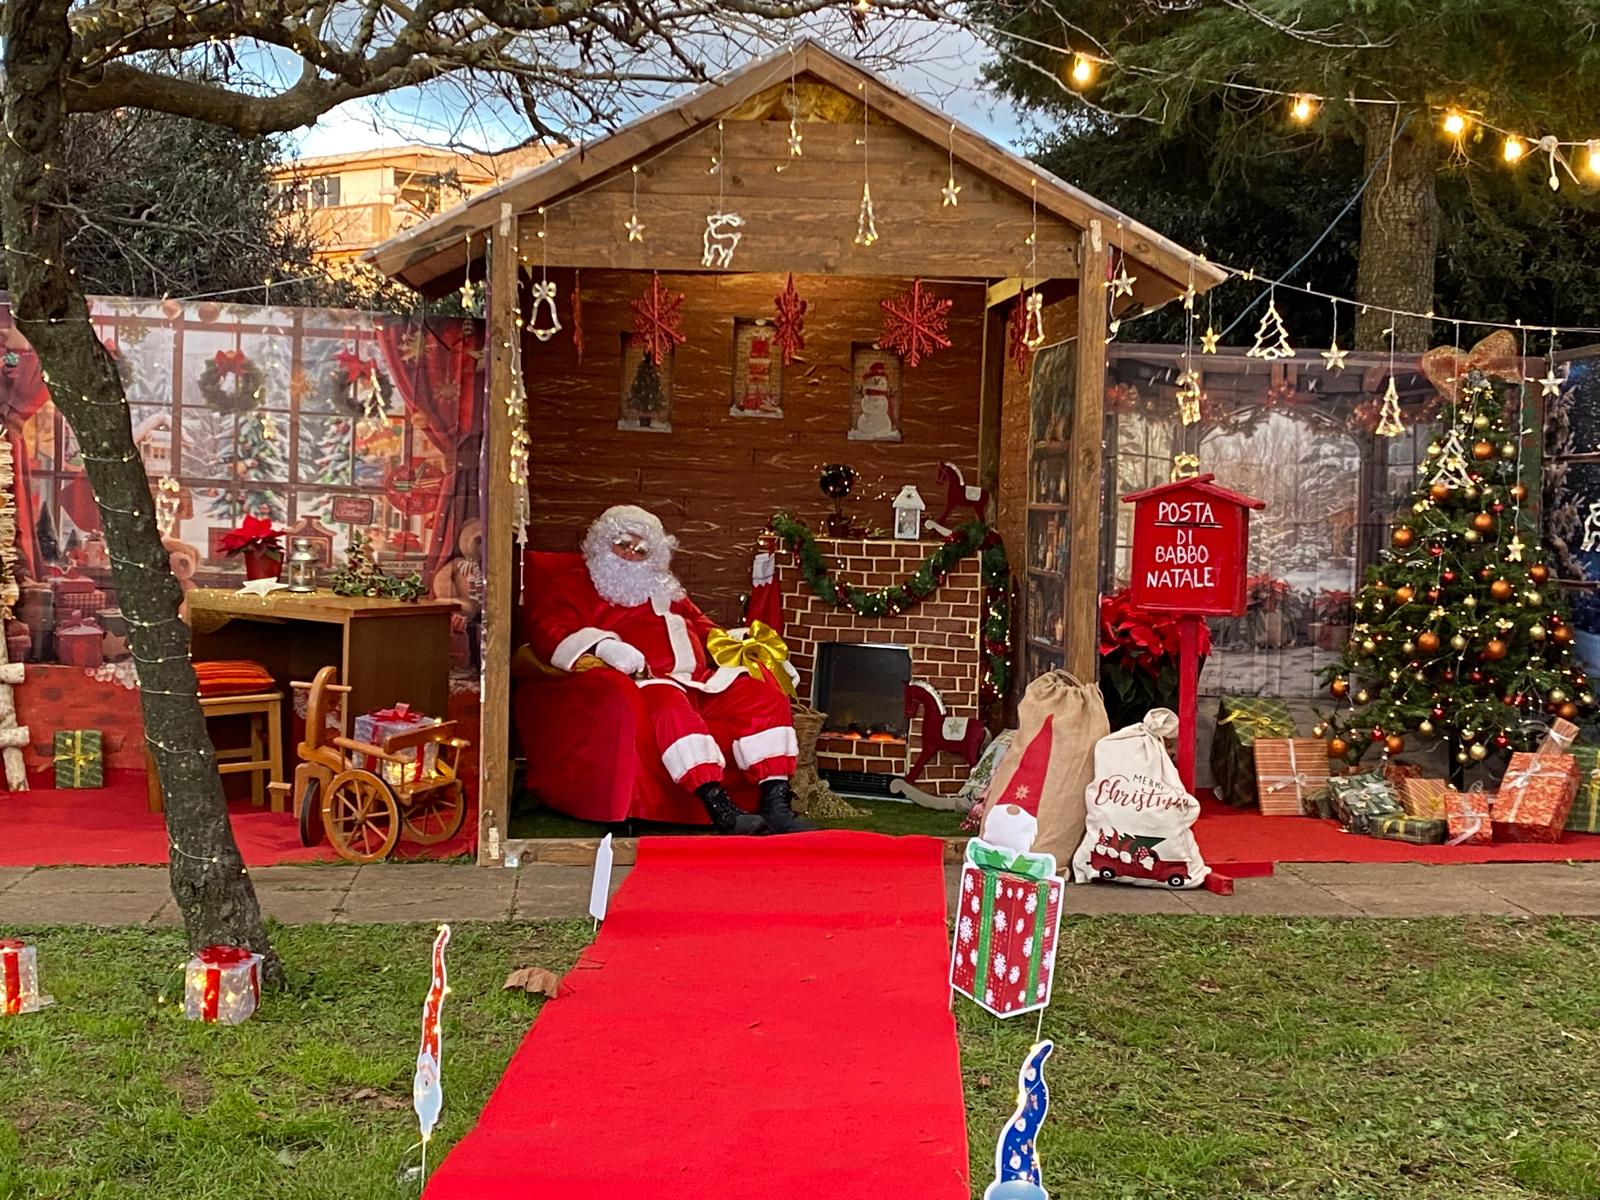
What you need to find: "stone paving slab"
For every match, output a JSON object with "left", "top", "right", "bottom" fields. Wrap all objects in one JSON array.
[
  {"left": 7, "top": 866, "right": 170, "bottom": 895},
  {"left": 243, "top": 865, "right": 358, "bottom": 891},
  {"left": 0, "top": 868, "right": 33, "bottom": 895},
  {"left": 1315, "top": 879, "right": 1530, "bottom": 918},
  {"left": 2, "top": 889, "right": 168, "bottom": 926},
  {"left": 512, "top": 865, "right": 627, "bottom": 921},
  {"left": 1181, "top": 874, "right": 1362, "bottom": 918}
]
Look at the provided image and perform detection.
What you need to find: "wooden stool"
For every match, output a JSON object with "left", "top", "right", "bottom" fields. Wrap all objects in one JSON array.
[{"left": 147, "top": 691, "right": 285, "bottom": 814}]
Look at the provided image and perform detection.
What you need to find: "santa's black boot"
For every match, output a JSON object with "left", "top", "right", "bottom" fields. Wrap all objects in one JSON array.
[
  {"left": 759, "top": 779, "right": 818, "bottom": 834},
  {"left": 695, "top": 782, "right": 769, "bottom": 835}
]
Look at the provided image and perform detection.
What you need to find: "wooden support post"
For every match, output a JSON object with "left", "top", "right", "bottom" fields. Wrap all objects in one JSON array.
[
  {"left": 478, "top": 204, "right": 518, "bottom": 865},
  {"left": 977, "top": 300, "right": 1006, "bottom": 495},
  {"left": 1065, "top": 220, "right": 1109, "bottom": 681}
]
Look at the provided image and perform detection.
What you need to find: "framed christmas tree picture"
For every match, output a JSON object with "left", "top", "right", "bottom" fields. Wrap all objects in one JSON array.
[{"left": 619, "top": 332, "right": 674, "bottom": 433}]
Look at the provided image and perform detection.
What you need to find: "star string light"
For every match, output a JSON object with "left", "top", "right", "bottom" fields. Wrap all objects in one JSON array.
[
  {"left": 1320, "top": 298, "right": 1347, "bottom": 372},
  {"left": 941, "top": 123, "right": 961, "bottom": 207},
  {"left": 624, "top": 166, "right": 644, "bottom": 243}
]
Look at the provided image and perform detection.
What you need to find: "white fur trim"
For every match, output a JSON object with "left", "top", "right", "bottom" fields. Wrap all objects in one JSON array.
[
  {"left": 552, "top": 627, "right": 616, "bottom": 671},
  {"left": 732, "top": 726, "right": 798, "bottom": 770},
  {"left": 670, "top": 665, "right": 744, "bottom": 694},
  {"left": 661, "top": 733, "right": 725, "bottom": 781},
  {"left": 751, "top": 552, "right": 775, "bottom": 588},
  {"left": 655, "top": 595, "right": 698, "bottom": 676}
]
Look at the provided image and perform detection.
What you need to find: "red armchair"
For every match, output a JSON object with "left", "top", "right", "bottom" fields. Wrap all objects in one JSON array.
[{"left": 512, "top": 551, "right": 757, "bottom": 825}]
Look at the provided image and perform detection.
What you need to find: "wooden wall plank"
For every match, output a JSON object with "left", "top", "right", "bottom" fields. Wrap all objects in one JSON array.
[{"left": 521, "top": 269, "right": 984, "bottom": 621}]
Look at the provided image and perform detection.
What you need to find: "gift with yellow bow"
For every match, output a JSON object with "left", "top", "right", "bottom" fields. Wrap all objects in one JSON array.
[
  {"left": 1210, "top": 695, "right": 1296, "bottom": 808},
  {"left": 706, "top": 620, "right": 799, "bottom": 697},
  {"left": 1418, "top": 330, "right": 1523, "bottom": 405},
  {"left": 53, "top": 729, "right": 103, "bottom": 789}
]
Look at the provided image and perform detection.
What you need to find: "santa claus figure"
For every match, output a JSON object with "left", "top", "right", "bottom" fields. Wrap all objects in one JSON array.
[{"left": 529, "top": 506, "right": 814, "bottom": 835}]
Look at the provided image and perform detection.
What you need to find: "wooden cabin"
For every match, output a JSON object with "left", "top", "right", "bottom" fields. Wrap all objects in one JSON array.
[{"left": 368, "top": 40, "right": 1222, "bottom": 862}]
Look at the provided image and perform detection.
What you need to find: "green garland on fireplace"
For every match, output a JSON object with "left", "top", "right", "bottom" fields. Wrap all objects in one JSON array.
[{"left": 770, "top": 513, "right": 1013, "bottom": 703}]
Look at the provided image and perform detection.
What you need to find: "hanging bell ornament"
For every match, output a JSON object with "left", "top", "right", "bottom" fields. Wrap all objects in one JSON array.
[
  {"left": 1418, "top": 719, "right": 1434, "bottom": 736},
  {"left": 1450, "top": 634, "right": 1468, "bottom": 651},
  {"left": 1469, "top": 742, "right": 1488, "bottom": 761}
]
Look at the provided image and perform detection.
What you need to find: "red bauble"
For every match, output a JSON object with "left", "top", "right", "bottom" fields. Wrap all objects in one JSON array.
[
  {"left": 1429, "top": 546, "right": 1444, "bottom": 558},
  {"left": 1428, "top": 588, "right": 1441, "bottom": 602},
  {"left": 1495, "top": 734, "right": 1510, "bottom": 747},
  {"left": 1431, "top": 706, "right": 1445, "bottom": 719},
  {"left": 1442, "top": 570, "right": 1456, "bottom": 583},
  {"left": 1370, "top": 728, "right": 1385, "bottom": 742},
  {"left": 1470, "top": 670, "right": 1483, "bottom": 683}
]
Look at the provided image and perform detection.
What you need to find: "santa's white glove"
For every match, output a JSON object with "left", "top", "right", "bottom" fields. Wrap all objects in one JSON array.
[{"left": 594, "top": 639, "right": 647, "bottom": 676}]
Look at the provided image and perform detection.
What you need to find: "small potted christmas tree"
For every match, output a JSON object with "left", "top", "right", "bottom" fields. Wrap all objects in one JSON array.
[
  {"left": 627, "top": 356, "right": 665, "bottom": 429},
  {"left": 1321, "top": 358, "right": 1593, "bottom": 777}
]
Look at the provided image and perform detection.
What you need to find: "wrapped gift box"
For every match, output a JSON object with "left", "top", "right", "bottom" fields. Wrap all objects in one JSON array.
[
  {"left": 6, "top": 621, "right": 30, "bottom": 664},
  {"left": 352, "top": 703, "right": 439, "bottom": 785},
  {"left": 1382, "top": 761, "right": 1424, "bottom": 792},
  {"left": 1210, "top": 696, "right": 1295, "bottom": 808},
  {"left": 53, "top": 729, "right": 103, "bottom": 789},
  {"left": 1566, "top": 746, "right": 1600, "bottom": 834},
  {"left": 1398, "top": 777, "right": 1449, "bottom": 819},
  {"left": 1252, "top": 737, "right": 1330, "bottom": 816},
  {"left": 1539, "top": 718, "right": 1580, "bottom": 756},
  {"left": 950, "top": 846, "right": 1063, "bottom": 1019},
  {"left": 0, "top": 939, "right": 49, "bottom": 1016},
  {"left": 1372, "top": 814, "right": 1447, "bottom": 845},
  {"left": 54, "top": 622, "right": 104, "bottom": 668},
  {"left": 1493, "top": 752, "right": 1578, "bottom": 843},
  {"left": 1326, "top": 773, "right": 1401, "bottom": 833},
  {"left": 1445, "top": 787, "right": 1493, "bottom": 846},
  {"left": 184, "top": 945, "right": 263, "bottom": 1024}
]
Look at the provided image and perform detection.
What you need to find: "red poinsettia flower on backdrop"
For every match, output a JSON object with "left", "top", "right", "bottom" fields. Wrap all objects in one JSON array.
[
  {"left": 218, "top": 514, "right": 288, "bottom": 557},
  {"left": 1099, "top": 587, "right": 1210, "bottom": 676}
]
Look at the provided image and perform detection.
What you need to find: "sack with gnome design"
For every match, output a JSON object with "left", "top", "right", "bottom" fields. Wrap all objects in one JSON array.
[
  {"left": 980, "top": 671, "right": 1109, "bottom": 867},
  {"left": 1072, "top": 708, "right": 1209, "bottom": 890}
]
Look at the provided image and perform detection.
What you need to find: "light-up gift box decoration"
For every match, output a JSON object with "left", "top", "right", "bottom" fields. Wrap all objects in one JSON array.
[
  {"left": 184, "top": 944, "right": 263, "bottom": 1024},
  {"left": 1, "top": 938, "right": 48, "bottom": 1015}
]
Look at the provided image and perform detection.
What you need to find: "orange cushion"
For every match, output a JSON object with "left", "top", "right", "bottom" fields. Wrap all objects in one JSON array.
[{"left": 194, "top": 660, "right": 276, "bottom": 698}]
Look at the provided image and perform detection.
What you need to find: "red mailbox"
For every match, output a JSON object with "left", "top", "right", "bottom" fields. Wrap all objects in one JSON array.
[
  {"left": 1122, "top": 474, "right": 1264, "bottom": 616},
  {"left": 1120, "top": 474, "right": 1265, "bottom": 793}
]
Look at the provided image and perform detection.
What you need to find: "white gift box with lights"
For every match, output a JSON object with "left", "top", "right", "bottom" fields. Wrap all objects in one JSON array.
[
  {"left": 1, "top": 938, "right": 49, "bottom": 1015},
  {"left": 184, "top": 944, "right": 263, "bottom": 1024}
]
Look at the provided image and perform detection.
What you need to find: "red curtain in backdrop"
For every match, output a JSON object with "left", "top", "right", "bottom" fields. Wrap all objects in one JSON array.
[
  {"left": 0, "top": 324, "right": 53, "bottom": 581},
  {"left": 375, "top": 317, "right": 484, "bottom": 583}
]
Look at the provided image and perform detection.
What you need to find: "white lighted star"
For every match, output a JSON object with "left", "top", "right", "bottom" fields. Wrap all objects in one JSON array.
[
  {"left": 1506, "top": 534, "right": 1525, "bottom": 562},
  {"left": 1320, "top": 338, "right": 1348, "bottom": 372},
  {"left": 1200, "top": 326, "right": 1220, "bottom": 354},
  {"left": 624, "top": 213, "right": 644, "bottom": 243},
  {"left": 1110, "top": 264, "right": 1137, "bottom": 298},
  {"left": 941, "top": 175, "right": 962, "bottom": 207},
  {"left": 1538, "top": 366, "right": 1565, "bottom": 397},
  {"left": 1182, "top": 282, "right": 1197, "bottom": 311}
]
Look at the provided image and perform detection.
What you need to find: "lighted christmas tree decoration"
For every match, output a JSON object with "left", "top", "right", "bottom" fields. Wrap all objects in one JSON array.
[
  {"left": 1246, "top": 291, "right": 1294, "bottom": 361},
  {"left": 1322, "top": 361, "right": 1592, "bottom": 767},
  {"left": 1, "top": 938, "right": 51, "bottom": 1015},
  {"left": 1373, "top": 377, "right": 1405, "bottom": 437}
]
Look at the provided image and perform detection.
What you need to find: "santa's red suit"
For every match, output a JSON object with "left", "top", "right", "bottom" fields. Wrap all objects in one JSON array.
[{"left": 528, "top": 559, "right": 798, "bottom": 794}]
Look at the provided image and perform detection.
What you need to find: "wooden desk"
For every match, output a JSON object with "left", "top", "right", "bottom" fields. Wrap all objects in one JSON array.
[{"left": 186, "top": 591, "right": 456, "bottom": 754}]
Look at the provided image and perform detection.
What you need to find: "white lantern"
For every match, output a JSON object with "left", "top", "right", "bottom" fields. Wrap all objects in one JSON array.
[
  {"left": 184, "top": 944, "right": 263, "bottom": 1024},
  {"left": 892, "top": 485, "right": 926, "bottom": 540},
  {"left": 0, "top": 939, "right": 48, "bottom": 1015}
]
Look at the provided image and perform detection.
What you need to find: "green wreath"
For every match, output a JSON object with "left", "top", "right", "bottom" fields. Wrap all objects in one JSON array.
[
  {"left": 770, "top": 512, "right": 1013, "bottom": 703},
  {"left": 199, "top": 352, "right": 266, "bottom": 414}
]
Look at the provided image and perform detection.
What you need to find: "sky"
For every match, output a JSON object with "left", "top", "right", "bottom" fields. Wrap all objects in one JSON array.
[{"left": 290, "top": 23, "right": 1035, "bottom": 161}]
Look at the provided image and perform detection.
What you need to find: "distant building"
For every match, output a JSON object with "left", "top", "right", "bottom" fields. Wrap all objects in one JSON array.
[{"left": 272, "top": 145, "right": 553, "bottom": 263}]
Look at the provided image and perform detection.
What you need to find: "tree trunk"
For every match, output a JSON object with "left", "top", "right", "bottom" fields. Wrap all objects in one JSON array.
[
  {"left": 1354, "top": 107, "right": 1439, "bottom": 353},
  {"left": 0, "top": 0, "right": 280, "bottom": 983}
]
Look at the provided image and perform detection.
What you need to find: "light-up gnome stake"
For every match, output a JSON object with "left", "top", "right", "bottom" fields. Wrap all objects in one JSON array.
[
  {"left": 184, "top": 944, "right": 263, "bottom": 1024},
  {"left": 1, "top": 938, "right": 52, "bottom": 1015},
  {"left": 950, "top": 720, "right": 1066, "bottom": 1020},
  {"left": 983, "top": 1040, "right": 1054, "bottom": 1200}
]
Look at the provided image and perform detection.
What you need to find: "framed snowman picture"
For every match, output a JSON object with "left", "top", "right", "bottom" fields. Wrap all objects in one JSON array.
[{"left": 848, "top": 344, "right": 902, "bottom": 442}]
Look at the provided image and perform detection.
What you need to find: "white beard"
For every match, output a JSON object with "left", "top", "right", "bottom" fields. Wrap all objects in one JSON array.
[{"left": 582, "top": 508, "right": 684, "bottom": 609}]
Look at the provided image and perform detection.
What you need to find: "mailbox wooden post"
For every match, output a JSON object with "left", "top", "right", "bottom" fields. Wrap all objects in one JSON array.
[{"left": 1121, "top": 474, "right": 1265, "bottom": 793}]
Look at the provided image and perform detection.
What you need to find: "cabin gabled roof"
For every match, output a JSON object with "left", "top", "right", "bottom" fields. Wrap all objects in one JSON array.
[
  {"left": 1120, "top": 474, "right": 1266, "bottom": 510},
  {"left": 368, "top": 40, "right": 1223, "bottom": 298}
]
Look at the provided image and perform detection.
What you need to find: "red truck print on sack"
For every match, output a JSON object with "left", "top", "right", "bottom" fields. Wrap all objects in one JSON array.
[{"left": 1087, "top": 829, "right": 1190, "bottom": 888}]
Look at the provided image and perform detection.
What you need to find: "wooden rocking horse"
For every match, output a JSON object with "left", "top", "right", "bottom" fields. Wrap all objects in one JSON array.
[
  {"left": 890, "top": 680, "right": 986, "bottom": 810},
  {"left": 926, "top": 461, "right": 991, "bottom": 535}
]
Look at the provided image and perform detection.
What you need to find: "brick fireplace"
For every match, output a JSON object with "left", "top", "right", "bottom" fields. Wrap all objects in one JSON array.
[{"left": 779, "top": 537, "right": 984, "bottom": 795}]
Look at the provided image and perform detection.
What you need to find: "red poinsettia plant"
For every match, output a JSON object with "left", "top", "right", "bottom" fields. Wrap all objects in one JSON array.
[
  {"left": 1099, "top": 586, "right": 1210, "bottom": 728},
  {"left": 217, "top": 514, "right": 287, "bottom": 560}
]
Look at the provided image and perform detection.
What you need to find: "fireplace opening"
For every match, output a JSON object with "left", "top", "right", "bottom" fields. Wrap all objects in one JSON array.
[{"left": 812, "top": 642, "right": 913, "bottom": 739}]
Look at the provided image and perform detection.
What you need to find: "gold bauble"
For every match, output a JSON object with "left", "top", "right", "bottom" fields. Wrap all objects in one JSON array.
[
  {"left": 1490, "top": 579, "right": 1514, "bottom": 602},
  {"left": 1426, "top": 442, "right": 1443, "bottom": 459},
  {"left": 1550, "top": 688, "right": 1568, "bottom": 704},
  {"left": 1463, "top": 529, "right": 1481, "bottom": 544},
  {"left": 1530, "top": 623, "right": 1547, "bottom": 640},
  {"left": 1402, "top": 640, "right": 1416, "bottom": 654},
  {"left": 1450, "top": 634, "right": 1468, "bottom": 651},
  {"left": 1419, "top": 719, "right": 1435, "bottom": 735},
  {"left": 1429, "top": 483, "right": 1451, "bottom": 502},
  {"left": 1456, "top": 750, "right": 1470, "bottom": 763},
  {"left": 1472, "top": 414, "right": 1491, "bottom": 431},
  {"left": 1361, "top": 638, "right": 1377, "bottom": 654},
  {"left": 1469, "top": 742, "right": 1488, "bottom": 761},
  {"left": 1392, "top": 527, "right": 1415, "bottom": 549},
  {"left": 1472, "top": 512, "right": 1495, "bottom": 533},
  {"left": 1388, "top": 669, "right": 1402, "bottom": 682},
  {"left": 1355, "top": 689, "right": 1370, "bottom": 704},
  {"left": 1464, "top": 485, "right": 1480, "bottom": 500},
  {"left": 1417, "top": 631, "right": 1441, "bottom": 653},
  {"left": 1463, "top": 596, "right": 1478, "bottom": 609},
  {"left": 1501, "top": 441, "right": 1518, "bottom": 459},
  {"left": 1526, "top": 590, "right": 1543, "bottom": 606},
  {"left": 1582, "top": 691, "right": 1596, "bottom": 707}
]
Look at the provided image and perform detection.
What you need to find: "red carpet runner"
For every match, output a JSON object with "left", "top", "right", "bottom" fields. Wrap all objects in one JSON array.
[{"left": 423, "top": 832, "right": 969, "bottom": 1200}]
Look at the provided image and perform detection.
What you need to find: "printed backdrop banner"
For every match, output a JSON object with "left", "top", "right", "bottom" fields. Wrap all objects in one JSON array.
[{"left": 0, "top": 298, "right": 486, "bottom": 675}]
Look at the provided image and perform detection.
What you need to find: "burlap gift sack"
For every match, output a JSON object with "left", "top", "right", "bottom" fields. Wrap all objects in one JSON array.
[{"left": 980, "top": 671, "right": 1110, "bottom": 867}]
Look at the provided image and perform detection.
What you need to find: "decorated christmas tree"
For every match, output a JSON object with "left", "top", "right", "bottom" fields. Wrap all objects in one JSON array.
[{"left": 1321, "top": 368, "right": 1592, "bottom": 770}]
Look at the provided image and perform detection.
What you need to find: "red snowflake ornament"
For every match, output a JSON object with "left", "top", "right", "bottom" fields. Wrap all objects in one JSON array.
[
  {"left": 773, "top": 273, "right": 807, "bottom": 365},
  {"left": 630, "top": 271, "right": 686, "bottom": 364},
  {"left": 878, "top": 278, "right": 952, "bottom": 368},
  {"left": 1007, "top": 294, "right": 1032, "bottom": 378}
]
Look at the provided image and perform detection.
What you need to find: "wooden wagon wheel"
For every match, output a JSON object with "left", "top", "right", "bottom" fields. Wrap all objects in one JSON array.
[
  {"left": 323, "top": 769, "right": 400, "bottom": 863},
  {"left": 401, "top": 782, "right": 466, "bottom": 845},
  {"left": 296, "top": 769, "right": 324, "bottom": 848}
]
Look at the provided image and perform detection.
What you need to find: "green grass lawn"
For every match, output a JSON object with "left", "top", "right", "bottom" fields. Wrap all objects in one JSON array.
[
  {"left": 507, "top": 793, "right": 964, "bottom": 839},
  {"left": 4, "top": 918, "right": 1600, "bottom": 1198}
]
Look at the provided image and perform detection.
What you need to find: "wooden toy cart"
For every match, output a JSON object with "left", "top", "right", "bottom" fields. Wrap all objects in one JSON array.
[{"left": 289, "top": 666, "right": 469, "bottom": 863}]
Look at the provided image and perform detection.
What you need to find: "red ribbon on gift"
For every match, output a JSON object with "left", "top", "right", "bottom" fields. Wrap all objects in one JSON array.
[
  {"left": 1, "top": 938, "right": 23, "bottom": 1016},
  {"left": 370, "top": 702, "right": 415, "bottom": 722},
  {"left": 196, "top": 944, "right": 260, "bottom": 1022}
]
